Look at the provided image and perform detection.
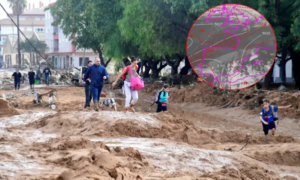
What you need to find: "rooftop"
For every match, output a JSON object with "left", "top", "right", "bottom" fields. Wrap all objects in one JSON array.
[{"left": 8, "top": 8, "right": 45, "bottom": 16}]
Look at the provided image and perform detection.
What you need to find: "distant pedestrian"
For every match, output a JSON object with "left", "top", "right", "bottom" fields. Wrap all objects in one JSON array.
[
  {"left": 112, "top": 56, "right": 141, "bottom": 112},
  {"left": 43, "top": 65, "right": 51, "bottom": 86},
  {"left": 156, "top": 84, "right": 170, "bottom": 113},
  {"left": 260, "top": 99, "right": 291, "bottom": 136},
  {"left": 28, "top": 68, "right": 36, "bottom": 90},
  {"left": 12, "top": 69, "right": 22, "bottom": 91},
  {"left": 36, "top": 69, "right": 41, "bottom": 84},
  {"left": 84, "top": 58, "right": 109, "bottom": 111},
  {"left": 82, "top": 60, "right": 93, "bottom": 108}
]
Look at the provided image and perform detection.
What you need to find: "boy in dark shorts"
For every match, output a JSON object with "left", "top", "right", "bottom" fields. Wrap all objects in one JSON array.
[{"left": 260, "top": 99, "right": 291, "bottom": 135}]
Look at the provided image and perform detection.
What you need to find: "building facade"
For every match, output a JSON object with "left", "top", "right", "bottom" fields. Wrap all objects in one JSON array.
[
  {"left": 0, "top": 8, "right": 45, "bottom": 66},
  {"left": 45, "top": 2, "right": 99, "bottom": 70}
]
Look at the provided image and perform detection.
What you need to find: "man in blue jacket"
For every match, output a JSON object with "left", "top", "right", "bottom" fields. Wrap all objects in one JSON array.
[{"left": 84, "top": 58, "right": 109, "bottom": 111}]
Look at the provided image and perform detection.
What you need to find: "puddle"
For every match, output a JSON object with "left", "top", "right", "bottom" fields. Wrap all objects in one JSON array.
[{"left": 91, "top": 137, "right": 232, "bottom": 174}]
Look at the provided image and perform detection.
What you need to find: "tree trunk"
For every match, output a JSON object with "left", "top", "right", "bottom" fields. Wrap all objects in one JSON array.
[
  {"left": 97, "top": 48, "right": 105, "bottom": 65},
  {"left": 279, "top": 60, "right": 287, "bottom": 86},
  {"left": 137, "top": 62, "right": 142, "bottom": 74},
  {"left": 289, "top": 49, "right": 300, "bottom": 89},
  {"left": 143, "top": 60, "right": 151, "bottom": 78},
  {"left": 17, "top": 14, "right": 21, "bottom": 68},
  {"left": 148, "top": 59, "right": 159, "bottom": 78},
  {"left": 141, "top": 62, "right": 144, "bottom": 74},
  {"left": 104, "top": 58, "right": 111, "bottom": 67},
  {"left": 179, "top": 56, "right": 191, "bottom": 77},
  {"left": 164, "top": 54, "right": 183, "bottom": 75},
  {"left": 279, "top": 50, "right": 288, "bottom": 86},
  {"left": 150, "top": 60, "right": 167, "bottom": 78},
  {"left": 262, "top": 63, "right": 274, "bottom": 89}
]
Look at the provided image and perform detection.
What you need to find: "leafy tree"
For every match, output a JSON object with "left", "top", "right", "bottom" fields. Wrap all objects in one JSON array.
[
  {"left": 20, "top": 37, "right": 48, "bottom": 65},
  {"left": 118, "top": 0, "right": 188, "bottom": 76},
  {"left": 46, "top": 0, "right": 134, "bottom": 67},
  {"left": 7, "top": 0, "right": 27, "bottom": 68},
  {"left": 20, "top": 37, "right": 48, "bottom": 53},
  {"left": 289, "top": 0, "right": 300, "bottom": 89}
]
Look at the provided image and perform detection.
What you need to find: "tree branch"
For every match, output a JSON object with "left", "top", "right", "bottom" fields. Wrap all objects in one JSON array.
[
  {"left": 158, "top": 62, "right": 168, "bottom": 71},
  {"left": 104, "top": 58, "right": 112, "bottom": 67},
  {"left": 281, "top": 2, "right": 296, "bottom": 13},
  {"left": 163, "top": 55, "right": 174, "bottom": 67}
]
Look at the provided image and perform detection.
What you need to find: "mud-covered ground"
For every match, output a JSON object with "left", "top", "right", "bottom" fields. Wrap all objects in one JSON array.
[{"left": 0, "top": 83, "right": 299, "bottom": 180}]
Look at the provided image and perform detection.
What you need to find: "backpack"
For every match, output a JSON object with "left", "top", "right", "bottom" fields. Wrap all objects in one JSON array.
[
  {"left": 151, "top": 90, "right": 165, "bottom": 106},
  {"left": 262, "top": 105, "right": 278, "bottom": 121},
  {"left": 121, "top": 65, "right": 138, "bottom": 80}
]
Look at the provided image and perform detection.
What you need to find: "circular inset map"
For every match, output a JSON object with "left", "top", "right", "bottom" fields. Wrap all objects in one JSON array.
[{"left": 186, "top": 4, "right": 277, "bottom": 90}]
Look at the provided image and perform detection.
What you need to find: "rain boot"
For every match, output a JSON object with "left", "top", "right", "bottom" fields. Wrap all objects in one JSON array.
[{"left": 94, "top": 101, "right": 99, "bottom": 111}]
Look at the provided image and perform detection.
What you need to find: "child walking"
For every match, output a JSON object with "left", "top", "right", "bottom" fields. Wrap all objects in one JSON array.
[{"left": 157, "top": 84, "right": 170, "bottom": 113}]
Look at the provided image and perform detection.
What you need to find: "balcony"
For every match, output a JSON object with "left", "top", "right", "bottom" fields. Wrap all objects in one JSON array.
[{"left": 53, "top": 26, "right": 59, "bottom": 38}]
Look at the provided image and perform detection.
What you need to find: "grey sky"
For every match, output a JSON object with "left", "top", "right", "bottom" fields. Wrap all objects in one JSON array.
[{"left": 0, "top": 0, "right": 56, "bottom": 19}]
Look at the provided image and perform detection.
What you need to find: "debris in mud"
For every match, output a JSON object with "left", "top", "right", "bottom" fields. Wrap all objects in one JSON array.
[
  {"left": 33, "top": 89, "right": 59, "bottom": 109},
  {"left": 21, "top": 90, "right": 38, "bottom": 97},
  {"left": 2, "top": 92, "right": 17, "bottom": 101},
  {"left": 1, "top": 92, "right": 19, "bottom": 108}
]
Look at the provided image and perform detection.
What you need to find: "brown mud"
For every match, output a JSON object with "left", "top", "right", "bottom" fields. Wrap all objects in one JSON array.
[{"left": 0, "top": 84, "right": 299, "bottom": 179}]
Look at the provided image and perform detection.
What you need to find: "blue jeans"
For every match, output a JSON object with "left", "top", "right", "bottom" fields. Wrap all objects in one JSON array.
[
  {"left": 14, "top": 80, "right": 20, "bottom": 90},
  {"left": 45, "top": 74, "right": 49, "bottom": 84},
  {"left": 85, "top": 85, "right": 92, "bottom": 106},
  {"left": 91, "top": 85, "right": 103, "bottom": 101}
]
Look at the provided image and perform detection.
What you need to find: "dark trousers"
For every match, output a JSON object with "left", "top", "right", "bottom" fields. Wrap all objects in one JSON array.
[
  {"left": 14, "top": 80, "right": 20, "bottom": 90},
  {"left": 85, "top": 85, "right": 92, "bottom": 106},
  {"left": 262, "top": 121, "right": 276, "bottom": 135},
  {"left": 156, "top": 102, "right": 167, "bottom": 112},
  {"left": 91, "top": 85, "right": 103, "bottom": 101}
]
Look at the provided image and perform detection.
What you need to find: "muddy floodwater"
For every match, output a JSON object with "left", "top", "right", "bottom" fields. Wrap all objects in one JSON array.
[{"left": 0, "top": 85, "right": 299, "bottom": 179}]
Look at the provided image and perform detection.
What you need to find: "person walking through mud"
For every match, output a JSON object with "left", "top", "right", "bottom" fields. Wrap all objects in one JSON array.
[
  {"left": 82, "top": 60, "right": 93, "bottom": 108},
  {"left": 112, "top": 56, "right": 141, "bottom": 112},
  {"left": 260, "top": 99, "right": 291, "bottom": 136},
  {"left": 28, "top": 68, "right": 36, "bottom": 91},
  {"left": 43, "top": 66, "right": 51, "bottom": 86},
  {"left": 84, "top": 58, "right": 109, "bottom": 111},
  {"left": 156, "top": 84, "right": 170, "bottom": 113},
  {"left": 12, "top": 69, "right": 22, "bottom": 91}
]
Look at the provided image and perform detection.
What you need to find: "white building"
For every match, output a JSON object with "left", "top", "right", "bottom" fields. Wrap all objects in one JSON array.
[
  {"left": 45, "top": 2, "right": 99, "bottom": 70},
  {"left": 0, "top": 8, "right": 45, "bottom": 65}
]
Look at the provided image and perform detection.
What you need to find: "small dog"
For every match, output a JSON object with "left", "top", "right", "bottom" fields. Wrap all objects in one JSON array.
[{"left": 101, "top": 98, "right": 117, "bottom": 111}]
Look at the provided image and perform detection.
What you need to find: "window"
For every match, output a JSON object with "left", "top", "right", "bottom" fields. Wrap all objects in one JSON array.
[
  {"left": 35, "top": 28, "right": 45, "bottom": 32},
  {"left": 3, "top": 37, "right": 7, "bottom": 44},
  {"left": 19, "top": 17, "right": 25, "bottom": 20},
  {"left": 35, "top": 17, "right": 40, "bottom": 20},
  {"left": 26, "top": 27, "right": 33, "bottom": 32}
]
